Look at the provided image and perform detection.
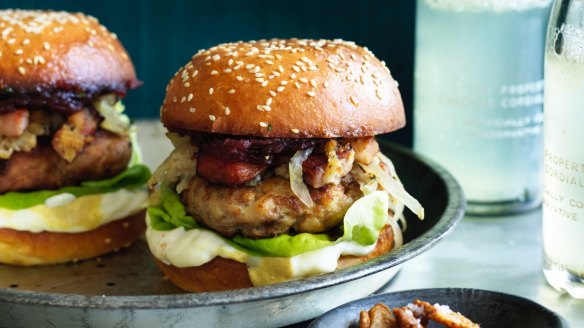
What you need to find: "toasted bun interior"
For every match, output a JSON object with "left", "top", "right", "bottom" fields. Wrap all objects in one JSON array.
[
  {"left": 0, "top": 210, "right": 146, "bottom": 266},
  {"left": 155, "top": 224, "right": 395, "bottom": 292},
  {"left": 161, "top": 39, "right": 405, "bottom": 138}
]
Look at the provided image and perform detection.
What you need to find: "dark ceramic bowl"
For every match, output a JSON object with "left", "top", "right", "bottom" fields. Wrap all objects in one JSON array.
[
  {"left": 0, "top": 141, "right": 465, "bottom": 328},
  {"left": 308, "top": 288, "right": 568, "bottom": 328}
]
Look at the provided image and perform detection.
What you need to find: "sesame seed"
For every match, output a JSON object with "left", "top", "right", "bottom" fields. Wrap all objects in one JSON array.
[
  {"left": 301, "top": 56, "right": 311, "bottom": 63},
  {"left": 180, "top": 96, "right": 186, "bottom": 103},
  {"left": 254, "top": 66, "right": 261, "bottom": 73},
  {"left": 212, "top": 54, "right": 220, "bottom": 61},
  {"left": 236, "top": 76, "right": 244, "bottom": 81},
  {"left": 225, "top": 107, "right": 231, "bottom": 115},
  {"left": 192, "top": 70, "right": 199, "bottom": 77},
  {"left": 309, "top": 66, "right": 318, "bottom": 71},
  {"left": 280, "top": 80, "right": 288, "bottom": 85},
  {"left": 269, "top": 90, "right": 277, "bottom": 97},
  {"left": 188, "top": 93, "right": 194, "bottom": 101},
  {"left": 43, "top": 42, "right": 50, "bottom": 50},
  {"left": 310, "top": 79, "right": 317, "bottom": 87},
  {"left": 262, "top": 105, "right": 271, "bottom": 111},
  {"left": 14, "top": 49, "right": 22, "bottom": 55},
  {"left": 257, "top": 105, "right": 264, "bottom": 111},
  {"left": 395, "top": 80, "right": 400, "bottom": 87},
  {"left": 335, "top": 67, "right": 345, "bottom": 73},
  {"left": 22, "top": 39, "right": 30, "bottom": 45},
  {"left": 209, "top": 115, "right": 216, "bottom": 121},
  {"left": 255, "top": 73, "right": 264, "bottom": 77},
  {"left": 173, "top": 96, "right": 177, "bottom": 103},
  {"left": 259, "top": 122, "right": 268, "bottom": 127},
  {"left": 210, "top": 70, "right": 218, "bottom": 75},
  {"left": 350, "top": 95, "right": 359, "bottom": 106},
  {"left": 278, "top": 65, "right": 284, "bottom": 73},
  {"left": 376, "top": 89, "right": 382, "bottom": 100},
  {"left": 273, "top": 71, "right": 280, "bottom": 77},
  {"left": 324, "top": 81, "right": 329, "bottom": 88},
  {"left": 224, "top": 68, "right": 232, "bottom": 73},
  {"left": 7, "top": 39, "right": 15, "bottom": 44},
  {"left": 290, "top": 73, "right": 296, "bottom": 79},
  {"left": 261, "top": 81, "right": 268, "bottom": 87},
  {"left": 17, "top": 66, "right": 25, "bottom": 75},
  {"left": 277, "top": 86, "right": 285, "bottom": 92},
  {"left": 291, "top": 128, "right": 300, "bottom": 134},
  {"left": 228, "top": 59, "right": 234, "bottom": 65},
  {"left": 266, "top": 60, "right": 274, "bottom": 64},
  {"left": 295, "top": 82, "right": 301, "bottom": 89},
  {"left": 307, "top": 91, "right": 316, "bottom": 97},
  {"left": 299, "top": 78, "right": 308, "bottom": 83},
  {"left": 256, "top": 78, "right": 265, "bottom": 83},
  {"left": 209, "top": 88, "right": 214, "bottom": 95},
  {"left": 184, "top": 82, "right": 190, "bottom": 87},
  {"left": 266, "top": 98, "right": 273, "bottom": 105},
  {"left": 292, "top": 65, "right": 300, "bottom": 72},
  {"left": 246, "top": 64, "right": 255, "bottom": 69}
]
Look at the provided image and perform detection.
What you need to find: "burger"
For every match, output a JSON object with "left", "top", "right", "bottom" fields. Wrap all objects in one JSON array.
[
  {"left": 0, "top": 10, "right": 150, "bottom": 265},
  {"left": 148, "top": 39, "right": 424, "bottom": 292}
]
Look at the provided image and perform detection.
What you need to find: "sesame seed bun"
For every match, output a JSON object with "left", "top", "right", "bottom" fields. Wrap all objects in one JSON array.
[
  {"left": 161, "top": 39, "right": 405, "bottom": 138},
  {"left": 0, "top": 10, "right": 137, "bottom": 94},
  {"left": 0, "top": 210, "right": 145, "bottom": 266}
]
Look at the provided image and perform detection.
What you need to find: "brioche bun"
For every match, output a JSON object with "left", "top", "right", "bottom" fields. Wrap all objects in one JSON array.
[
  {"left": 155, "top": 224, "right": 395, "bottom": 292},
  {"left": 0, "top": 210, "right": 145, "bottom": 266},
  {"left": 0, "top": 10, "right": 137, "bottom": 94},
  {"left": 161, "top": 39, "right": 404, "bottom": 138}
]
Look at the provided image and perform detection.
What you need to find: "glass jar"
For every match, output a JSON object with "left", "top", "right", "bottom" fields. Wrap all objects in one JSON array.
[{"left": 414, "top": 0, "right": 552, "bottom": 215}]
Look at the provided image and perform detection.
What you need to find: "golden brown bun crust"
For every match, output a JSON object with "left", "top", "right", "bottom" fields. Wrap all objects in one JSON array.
[
  {"left": 156, "top": 224, "right": 395, "bottom": 292},
  {"left": 0, "top": 10, "right": 137, "bottom": 93},
  {"left": 161, "top": 39, "right": 405, "bottom": 138},
  {"left": 0, "top": 210, "right": 146, "bottom": 265}
]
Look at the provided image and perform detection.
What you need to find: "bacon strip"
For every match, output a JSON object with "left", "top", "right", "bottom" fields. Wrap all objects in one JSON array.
[
  {"left": 0, "top": 109, "right": 29, "bottom": 138},
  {"left": 196, "top": 153, "right": 268, "bottom": 186}
]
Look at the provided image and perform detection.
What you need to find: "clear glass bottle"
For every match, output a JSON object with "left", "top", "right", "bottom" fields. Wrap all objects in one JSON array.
[
  {"left": 543, "top": 0, "right": 584, "bottom": 299},
  {"left": 414, "top": 0, "right": 552, "bottom": 215}
]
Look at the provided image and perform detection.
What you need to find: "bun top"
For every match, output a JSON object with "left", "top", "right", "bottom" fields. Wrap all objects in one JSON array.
[
  {"left": 161, "top": 39, "right": 405, "bottom": 138},
  {"left": 0, "top": 10, "right": 138, "bottom": 94}
]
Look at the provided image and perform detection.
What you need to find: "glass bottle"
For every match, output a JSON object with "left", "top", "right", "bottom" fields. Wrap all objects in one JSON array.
[
  {"left": 542, "top": 0, "right": 584, "bottom": 299},
  {"left": 414, "top": 0, "right": 552, "bottom": 215}
]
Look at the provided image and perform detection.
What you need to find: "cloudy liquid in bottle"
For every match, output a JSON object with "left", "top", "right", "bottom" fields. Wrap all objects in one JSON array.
[
  {"left": 543, "top": 5, "right": 584, "bottom": 297},
  {"left": 414, "top": 0, "right": 551, "bottom": 214}
]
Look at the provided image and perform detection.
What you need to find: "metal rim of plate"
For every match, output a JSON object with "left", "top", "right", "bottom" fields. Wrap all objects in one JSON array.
[{"left": 0, "top": 143, "right": 466, "bottom": 310}]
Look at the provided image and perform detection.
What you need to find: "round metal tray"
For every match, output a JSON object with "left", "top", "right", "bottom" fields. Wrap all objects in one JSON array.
[{"left": 0, "top": 141, "right": 465, "bottom": 328}]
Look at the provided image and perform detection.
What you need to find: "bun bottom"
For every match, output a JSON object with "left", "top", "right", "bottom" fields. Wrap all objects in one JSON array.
[
  {"left": 0, "top": 210, "right": 146, "bottom": 266},
  {"left": 156, "top": 224, "right": 395, "bottom": 292}
]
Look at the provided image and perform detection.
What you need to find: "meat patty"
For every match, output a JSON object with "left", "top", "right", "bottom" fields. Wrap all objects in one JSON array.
[
  {"left": 0, "top": 130, "right": 131, "bottom": 193},
  {"left": 182, "top": 173, "right": 363, "bottom": 239}
]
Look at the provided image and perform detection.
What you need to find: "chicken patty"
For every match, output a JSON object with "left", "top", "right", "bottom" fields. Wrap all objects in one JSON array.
[
  {"left": 182, "top": 173, "right": 363, "bottom": 239},
  {"left": 0, "top": 130, "right": 131, "bottom": 193}
]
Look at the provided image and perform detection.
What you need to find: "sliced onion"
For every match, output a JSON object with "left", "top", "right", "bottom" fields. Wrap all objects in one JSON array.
[
  {"left": 289, "top": 148, "right": 314, "bottom": 207},
  {"left": 359, "top": 155, "right": 425, "bottom": 220},
  {"left": 388, "top": 216, "right": 404, "bottom": 248}
]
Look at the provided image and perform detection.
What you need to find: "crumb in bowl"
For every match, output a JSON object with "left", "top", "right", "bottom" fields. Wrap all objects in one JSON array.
[{"left": 359, "top": 299, "right": 480, "bottom": 328}]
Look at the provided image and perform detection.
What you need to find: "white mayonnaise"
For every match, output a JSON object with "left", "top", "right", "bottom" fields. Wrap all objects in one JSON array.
[
  {"left": 0, "top": 188, "right": 148, "bottom": 233},
  {"left": 146, "top": 214, "right": 379, "bottom": 286}
]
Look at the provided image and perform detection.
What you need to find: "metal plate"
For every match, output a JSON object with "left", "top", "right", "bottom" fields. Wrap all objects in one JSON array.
[
  {"left": 0, "top": 141, "right": 465, "bottom": 328},
  {"left": 308, "top": 288, "right": 569, "bottom": 328}
]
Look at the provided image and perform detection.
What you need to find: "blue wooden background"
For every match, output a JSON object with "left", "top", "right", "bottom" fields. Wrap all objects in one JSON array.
[{"left": 3, "top": 0, "right": 416, "bottom": 145}]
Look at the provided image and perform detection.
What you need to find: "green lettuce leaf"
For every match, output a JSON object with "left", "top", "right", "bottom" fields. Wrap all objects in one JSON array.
[
  {"left": 148, "top": 185, "right": 199, "bottom": 231},
  {"left": 149, "top": 187, "right": 390, "bottom": 258},
  {"left": 0, "top": 164, "right": 151, "bottom": 210}
]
